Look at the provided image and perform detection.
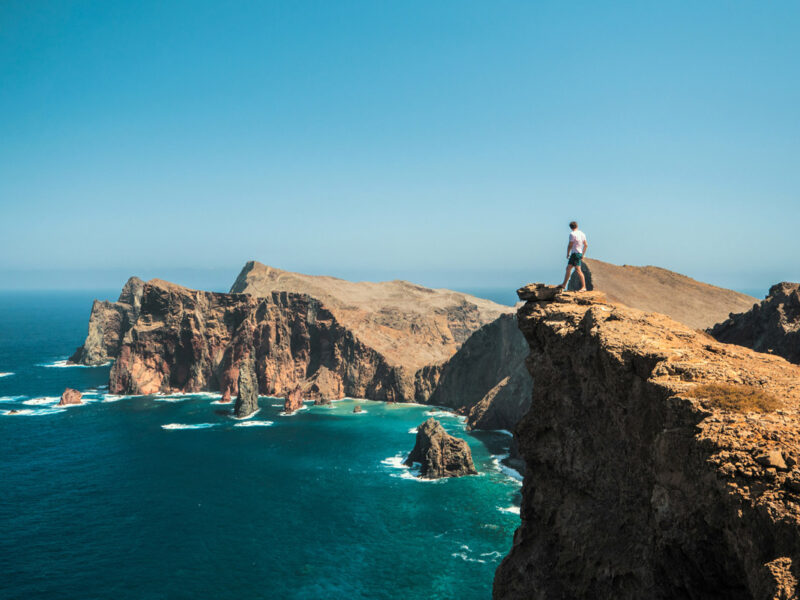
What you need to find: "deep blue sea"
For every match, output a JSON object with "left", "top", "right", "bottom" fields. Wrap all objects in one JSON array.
[{"left": 0, "top": 291, "right": 521, "bottom": 600}]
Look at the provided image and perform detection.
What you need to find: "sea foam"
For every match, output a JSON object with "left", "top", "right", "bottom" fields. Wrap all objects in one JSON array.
[
  {"left": 40, "top": 359, "right": 112, "bottom": 368},
  {"left": 234, "top": 420, "right": 274, "bottom": 428},
  {"left": 0, "top": 372, "right": 13, "bottom": 378},
  {"left": 161, "top": 423, "right": 218, "bottom": 430},
  {"left": 22, "top": 397, "right": 60, "bottom": 406}
]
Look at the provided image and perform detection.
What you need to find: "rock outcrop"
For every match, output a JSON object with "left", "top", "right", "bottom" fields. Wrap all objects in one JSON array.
[
  {"left": 229, "top": 261, "right": 512, "bottom": 395},
  {"left": 234, "top": 353, "right": 259, "bottom": 418},
  {"left": 353, "top": 405, "right": 363, "bottom": 413},
  {"left": 283, "top": 386, "right": 303, "bottom": 414},
  {"left": 69, "top": 277, "right": 144, "bottom": 365},
  {"left": 405, "top": 418, "right": 477, "bottom": 478},
  {"left": 109, "top": 279, "right": 447, "bottom": 403},
  {"left": 710, "top": 282, "right": 800, "bottom": 365},
  {"left": 569, "top": 258, "right": 756, "bottom": 329},
  {"left": 58, "top": 388, "right": 82, "bottom": 406},
  {"left": 429, "top": 313, "right": 531, "bottom": 432},
  {"left": 494, "top": 285, "right": 800, "bottom": 600}
]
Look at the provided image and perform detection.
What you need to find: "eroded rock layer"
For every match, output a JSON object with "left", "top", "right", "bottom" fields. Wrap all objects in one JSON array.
[
  {"left": 108, "top": 279, "right": 441, "bottom": 403},
  {"left": 710, "top": 282, "right": 800, "bottom": 365},
  {"left": 494, "top": 285, "right": 800, "bottom": 600}
]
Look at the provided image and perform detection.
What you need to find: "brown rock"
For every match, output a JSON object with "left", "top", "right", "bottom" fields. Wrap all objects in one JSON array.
[
  {"left": 107, "top": 275, "right": 500, "bottom": 403},
  {"left": 283, "top": 386, "right": 303, "bottom": 414},
  {"left": 404, "top": 418, "right": 477, "bottom": 478},
  {"left": 755, "top": 449, "right": 788, "bottom": 471},
  {"left": 516, "top": 283, "right": 561, "bottom": 301},
  {"left": 68, "top": 277, "right": 144, "bottom": 365},
  {"left": 494, "top": 284, "right": 800, "bottom": 600},
  {"left": 710, "top": 282, "right": 800, "bottom": 365},
  {"left": 353, "top": 405, "right": 363, "bottom": 413},
  {"left": 58, "top": 388, "right": 82, "bottom": 406},
  {"left": 219, "top": 389, "right": 232, "bottom": 404}
]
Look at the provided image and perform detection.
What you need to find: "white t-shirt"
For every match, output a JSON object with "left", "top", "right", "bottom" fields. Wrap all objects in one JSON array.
[{"left": 569, "top": 229, "right": 587, "bottom": 255}]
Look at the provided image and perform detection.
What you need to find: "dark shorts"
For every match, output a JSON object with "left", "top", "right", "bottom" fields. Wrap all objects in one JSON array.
[{"left": 568, "top": 252, "right": 583, "bottom": 267}]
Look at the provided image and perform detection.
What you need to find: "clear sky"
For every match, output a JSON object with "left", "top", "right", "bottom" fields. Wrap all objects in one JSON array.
[{"left": 1, "top": 1, "right": 798, "bottom": 295}]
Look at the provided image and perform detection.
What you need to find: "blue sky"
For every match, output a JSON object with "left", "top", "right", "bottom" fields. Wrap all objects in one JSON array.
[{"left": 1, "top": 1, "right": 798, "bottom": 295}]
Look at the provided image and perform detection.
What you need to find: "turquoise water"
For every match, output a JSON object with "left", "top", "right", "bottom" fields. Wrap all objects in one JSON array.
[{"left": 0, "top": 292, "right": 521, "bottom": 599}]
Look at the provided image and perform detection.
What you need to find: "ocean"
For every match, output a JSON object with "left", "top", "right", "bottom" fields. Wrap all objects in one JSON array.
[{"left": 0, "top": 291, "right": 521, "bottom": 600}]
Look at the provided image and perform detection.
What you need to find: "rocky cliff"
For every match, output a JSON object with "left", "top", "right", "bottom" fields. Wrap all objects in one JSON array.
[
  {"left": 230, "top": 261, "right": 512, "bottom": 370},
  {"left": 710, "top": 282, "right": 800, "bottom": 365},
  {"left": 405, "top": 418, "right": 477, "bottom": 478},
  {"left": 109, "top": 279, "right": 446, "bottom": 403},
  {"left": 428, "top": 314, "right": 532, "bottom": 432},
  {"left": 494, "top": 285, "right": 800, "bottom": 600},
  {"left": 234, "top": 353, "right": 259, "bottom": 418},
  {"left": 69, "top": 277, "right": 144, "bottom": 365}
]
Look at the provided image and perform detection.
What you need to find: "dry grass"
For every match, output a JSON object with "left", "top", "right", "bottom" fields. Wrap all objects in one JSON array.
[{"left": 687, "top": 383, "right": 780, "bottom": 413}]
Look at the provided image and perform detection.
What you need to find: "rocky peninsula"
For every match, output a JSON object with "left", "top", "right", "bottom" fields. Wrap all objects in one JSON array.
[{"left": 493, "top": 284, "right": 800, "bottom": 600}]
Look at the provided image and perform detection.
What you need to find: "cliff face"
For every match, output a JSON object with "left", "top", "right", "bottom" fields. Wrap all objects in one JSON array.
[
  {"left": 494, "top": 286, "right": 800, "bottom": 600},
  {"left": 428, "top": 314, "right": 532, "bottom": 432},
  {"left": 109, "top": 279, "right": 441, "bottom": 403},
  {"left": 229, "top": 261, "right": 512, "bottom": 370},
  {"left": 571, "top": 258, "right": 756, "bottom": 329},
  {"left": 69, "top": 277, "right": 144, "bottom": 365},
  {"left": 710, "top": 282, "right": 800, "bottom": 365}
]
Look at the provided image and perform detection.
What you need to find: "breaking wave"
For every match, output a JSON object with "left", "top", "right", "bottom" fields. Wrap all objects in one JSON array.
[
  {"left": 161, "top": 423, "right": 218, "bottom": 430},
  {"left": 234, "top": 420, "right": 274, "bottom": 428}
]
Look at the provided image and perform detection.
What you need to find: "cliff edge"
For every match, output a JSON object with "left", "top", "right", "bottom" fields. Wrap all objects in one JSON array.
[{"left": 494, "top": 284, "right": 800, "bottom": 600}]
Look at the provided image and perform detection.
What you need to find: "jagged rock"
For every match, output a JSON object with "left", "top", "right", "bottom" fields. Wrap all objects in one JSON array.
[
  {"left": 516, "top": 283, "right": 562, "bottom": 301},
  {"left": 58, "top": 388, "right": 82, "bottom": 406},
  {"left": 404, "top": 418, "right": 477, "bottom": 478},
  {"left": 710, "top": 282, "right": 800, "bottom": 365},
  {"left": 494, "top": 283, "right": 800, "bottom": 600},
  {"left": 220, "top": 389, "right": 232, "bottom": 404},
  {"left": 283, "top": 386, "right": 303, "bottom": 414},
  {"left": 755, "top": 449, "right": 788, "bottom": 471},
  {"left": 234, "top": 354, "right": 258, "bottom": 418},
  {"left": 68, "top": 277, "right": 144, "bottom": 365},
  {"left": 353, "top": 405, "right": 362, "bottom": 413},
  {"left": 7, "top": 409, "right": 21, "bottom": 415}
]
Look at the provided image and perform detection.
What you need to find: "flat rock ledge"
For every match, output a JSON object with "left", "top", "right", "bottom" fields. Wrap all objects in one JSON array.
[{"left": 405, "top": 417, "right": 477, "bottom": 479}]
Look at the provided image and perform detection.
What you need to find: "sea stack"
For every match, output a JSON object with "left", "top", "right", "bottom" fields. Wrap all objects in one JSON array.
[
  {"left": 283, "top": 385, "right": 303, "bottom": 414},
  {"left": 404, "top": 418, "right": 477, "bottom": 478},
  {"left": 233, "top": 355, "right": 258, "bottom": 418},
  {"left": 353, "top": 405, "right": 363, "bottom": 413},
  {"left": 58, "top": 388, "right": 83, "bottom": 406}
]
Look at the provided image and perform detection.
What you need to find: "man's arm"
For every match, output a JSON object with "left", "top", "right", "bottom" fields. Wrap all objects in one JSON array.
[
  {"left": 582, "top": 239, "right": 588, "bottom": 257},
  {"left": 566, "top": 241, "right": 572, "bottom": 259}
]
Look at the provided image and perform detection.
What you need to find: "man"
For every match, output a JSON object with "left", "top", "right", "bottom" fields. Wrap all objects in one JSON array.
[{"left": 558, "top": 221, "right": 588, "bottom": 291}]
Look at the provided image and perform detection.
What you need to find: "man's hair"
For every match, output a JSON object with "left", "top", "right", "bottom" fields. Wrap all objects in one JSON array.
[{"left": 569, "top": 221, "right": 578, "bottom": 230}]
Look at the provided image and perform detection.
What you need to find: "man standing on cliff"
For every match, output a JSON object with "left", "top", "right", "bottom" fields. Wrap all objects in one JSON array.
[{"left": 558, "top": 221, "right": 588, "bottom": 291}]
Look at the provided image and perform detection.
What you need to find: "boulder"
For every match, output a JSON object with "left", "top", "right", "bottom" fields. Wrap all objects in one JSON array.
[
  {"left": 404, "top": 418, "right": 477, "bottom": 478},
  {"left": 353, "top": 405, "right": 363, "bottom": 413},
  {"left": 58, "top": 388, "right": 83, "bottom": 406},
  {"left": 516, "top": 283, "right": 562, "bottom": 301}
]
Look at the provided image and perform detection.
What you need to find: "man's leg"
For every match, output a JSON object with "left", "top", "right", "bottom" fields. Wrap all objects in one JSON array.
[
  {"left": 559, "top": 265, "right": 573, "bottom": 288},
  {"left": 575, "top": 265, "right": 587, "bottom": 291}
]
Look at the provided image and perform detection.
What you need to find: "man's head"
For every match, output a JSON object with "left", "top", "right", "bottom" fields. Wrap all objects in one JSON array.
[{"left": 569, "top": 221, "right": 578, "bottom": 230}]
